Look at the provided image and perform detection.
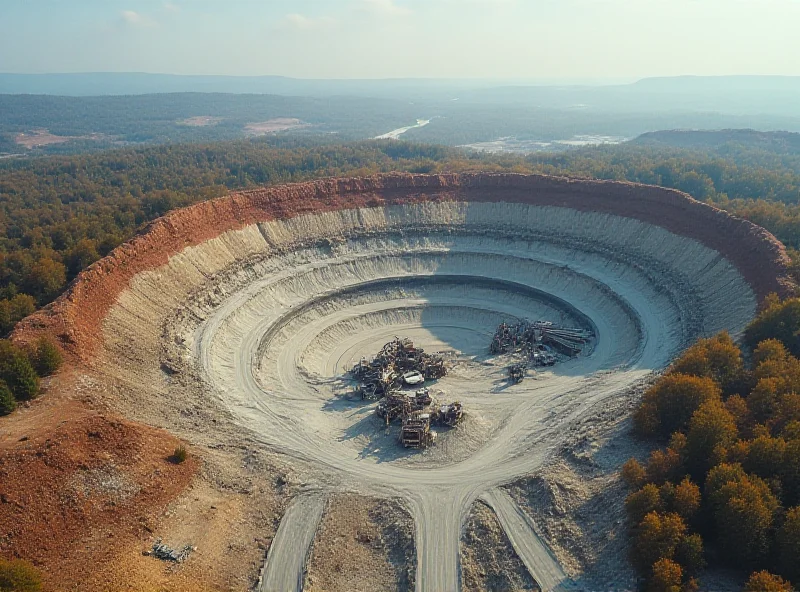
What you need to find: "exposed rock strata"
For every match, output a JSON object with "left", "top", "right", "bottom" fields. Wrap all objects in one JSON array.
[{"left": 13, "top": 173, "right": 791, "bottom": 359}]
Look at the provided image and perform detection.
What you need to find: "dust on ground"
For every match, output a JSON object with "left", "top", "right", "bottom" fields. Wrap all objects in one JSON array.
[
  {"left": 244, "top": 118, "right": 308, "bottom": 135},
  {"left": 14, "top": 129, "right": 104, "bottom": 149},
  {"left": 304, "top": 494, "right": 415, "bottom": 592},
  {"left": 178, "top": 116, "right": 223, "bottom": 127},
  {"left": 460, "top": 500, "right": 539, "bottom": 592}
]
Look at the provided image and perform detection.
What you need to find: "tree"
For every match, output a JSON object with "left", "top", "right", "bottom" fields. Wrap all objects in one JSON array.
[
  {"left": 726, "top": 394, "right": 752, "bottom": 433},
  {"left": 749, "top": 378, "right": 781, "bottom": 425},
  {"left": 646, "top": 446, "right": 684, "bottom": 486},
  {"left": 670, "top": 478, "right": 702, "bottom": 521},
  {"left": 675, "top": 534, "right": 706, "bottom": 576},
  {"left": 712, "top": 474, "right": 780, "bottom": 565},
  {"left": 785, "top": 440, "right": 800, "bottom": 505},
  {"left": 685, "top": 399, "right": 738, "bottom": 476},
  {"left": 27, "top": 336, "right": 63, "bottom": 377},
  {"left": 0, "top": 559, "right": 42, "bottom": 592},
  {"left": 670, "top": 332, "right": 744, "bottom": 394},
  {"left": 752, "top": 338, "right": 789, "bottom": 367},
  {"left": 0, "top": 381, "right": 16, "bottom": 416},
  {"left": 743, "top": 571, "right": 794, "bottom": 592},
  {"left": 778, "top": 507, "right": 800, "bottom": 585},
  {"left": 744, "top": 435, "right": 787, "bottom": 481},
  {"left": 778, "top": 394, "right": 800, "bottom": 432},
  {"left": 627, "top": 484, "right": 663, "bottom": 525},
  {"left": 746, "top": 298, "right": 800, "bottom": 357},
  {"left": 634, "top": 374, "right": 721, "bottom": 439},
  {"left": 0, "top": 294, "right": 35, "bottom": 335},
  {"left": 706, "top": 463, "right": 748, "bottom": 504},
  {"left": 0, "top": 340, "right": 40, "bottom": 401},
  {"left": 23, "top": 258, "right": 66, "bottom": 303},
  {"left": 648, "top": 558, "right": 683, "bottom": 592},
  {"left": 65, "top": 238, "right": 100, "bottom": 278},
  {"left": 631, "top": 512, "right": 687, "bottom": 572}
]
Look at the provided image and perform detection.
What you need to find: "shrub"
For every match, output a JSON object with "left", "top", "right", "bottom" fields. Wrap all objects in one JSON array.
[
  {"left": 0, "top": 382, "right": 16, "bottom": 416},
  {"left": 170, "top": 445, "right": 188, "bottom": 464},
  {"left": 27, "top": 337, "right": 63, "bottom": 377},
  {"left": 0, "top": 559, "right": 42, "bottom": 592},
  {"left": 622, "top": 458, "right": 646, "bottom": 489},
  {"left": 0, "top": 341, "right": 39, "bottom": 401}
]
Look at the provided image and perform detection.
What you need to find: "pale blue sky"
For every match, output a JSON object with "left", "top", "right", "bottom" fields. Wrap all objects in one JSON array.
[{"left": 2, "top": 0, "right": 799, "bottom": 79}]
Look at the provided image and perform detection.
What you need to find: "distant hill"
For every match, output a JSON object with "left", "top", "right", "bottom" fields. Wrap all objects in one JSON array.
[{"left": 632, "top": 129, "right": 800, "bottom": 154}]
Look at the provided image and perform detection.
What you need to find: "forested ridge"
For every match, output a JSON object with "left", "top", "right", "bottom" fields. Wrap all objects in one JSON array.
[{"left": 2, "top": 137, "right": 800, "bottom": 335}]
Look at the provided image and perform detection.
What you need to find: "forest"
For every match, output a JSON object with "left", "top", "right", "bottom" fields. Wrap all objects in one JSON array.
[
  {"left": 621, "top": 296, "right": 800, "bottom": 592},
  {"left": 2, "top": 135, "right": 800, "bottom": 337}
]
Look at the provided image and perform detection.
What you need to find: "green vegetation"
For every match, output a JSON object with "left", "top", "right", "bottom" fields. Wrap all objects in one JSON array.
[
  {"left": 171, "top": 445, "right": 188, "bottom": 464},
  {"left": 623, "top": 308, "right": 800, "bottom": 590},
  {"left": 27, "top": 337, "right": 63, "bottom": 377},
  {"left": 0, "top": 341, "right": 39, "bottom": 402},
  {"left": 0, "top": 338, "right": 62, "bottom": 416},
  {"left": 0, "top": 559, "right": 42, "bottom": 592},
  {"left": 0, "top": 382, "right": 15, "bottom": 416}
]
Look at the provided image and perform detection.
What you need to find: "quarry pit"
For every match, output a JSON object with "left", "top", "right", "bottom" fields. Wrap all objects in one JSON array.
[{"left": 13, "top": 173, "right": 791, "bottom": 591}]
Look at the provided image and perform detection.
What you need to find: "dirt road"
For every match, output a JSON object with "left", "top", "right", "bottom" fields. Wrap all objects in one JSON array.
[
  {"left": 259, "top": 492, "right": 326, "bottom": 592},
  {"left": 481, "top": 488, "right": 573, "bottom": 591}
]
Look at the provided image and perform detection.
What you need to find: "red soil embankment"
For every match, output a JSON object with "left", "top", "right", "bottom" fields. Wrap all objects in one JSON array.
[
  {"left": 12, "top": 173, "right": 793, "bottom": 361},
  {"left": 0, "top": 411, "right": 197, "bottom": 590}
]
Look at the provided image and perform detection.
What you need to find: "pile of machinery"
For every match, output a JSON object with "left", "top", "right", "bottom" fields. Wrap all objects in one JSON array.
[
  {"left": 350, "top": 339, "right": 462, "bottom": 449},
  {"left": 490, "top": 320, "right": 593, "bottom": 384},
  {"left": 375, "top": 387, "right": 464, "bottom": 448},
  {"left": 351, "top": 337, "right": 447, "bottom": 400}
]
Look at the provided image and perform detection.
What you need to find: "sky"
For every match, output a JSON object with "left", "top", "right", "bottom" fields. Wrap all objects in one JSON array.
[{"left": 1, "top": 0, "right": 800, "bottom": 80}]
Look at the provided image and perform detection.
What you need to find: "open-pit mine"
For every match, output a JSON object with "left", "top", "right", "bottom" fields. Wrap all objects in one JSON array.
[{"left": 13, "top": 173, "right": 791, "bottom": 591}]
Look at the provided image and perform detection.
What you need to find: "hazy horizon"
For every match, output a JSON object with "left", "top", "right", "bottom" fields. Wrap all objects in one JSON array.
[{"left": 3, "top": 0, "right": 800, "bottom": 80}]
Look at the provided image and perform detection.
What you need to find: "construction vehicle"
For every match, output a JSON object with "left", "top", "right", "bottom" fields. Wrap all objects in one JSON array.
[
  {"left": 436, "top": 401, "right": 464, "bottom": 427},
  {"left": 508, "top": 363, "right": 527, "bottom": 384},
  {"left": 400, "top": 413, "right": 436, "bottom": 448}
]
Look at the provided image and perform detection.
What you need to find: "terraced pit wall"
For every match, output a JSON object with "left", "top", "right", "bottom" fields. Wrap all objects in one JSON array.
[{"left": 13, "top": 173, "right": 792, "bottom": 359}]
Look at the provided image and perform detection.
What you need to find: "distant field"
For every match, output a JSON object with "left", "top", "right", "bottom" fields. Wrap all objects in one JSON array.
[{"left": 244, "top": 118, "right": 308, "bottom": 135}]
